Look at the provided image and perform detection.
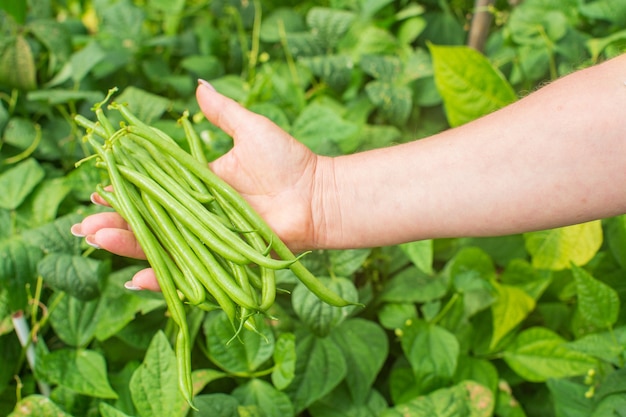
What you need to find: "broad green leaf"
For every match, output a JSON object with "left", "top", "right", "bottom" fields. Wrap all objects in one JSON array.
[
  {"left": 291, "top": 103, "right": 359, "bottom": 156},
  {"left": 8, "top": 395, "right": 72, "bottom": 417},
  {"left": 190, "top": 394, "right": 239, "bottom": 417},
  {"left": 26, "top": 19, "right": 72, "bottom": 75},
  {"left": 130, "top": 331, "right": 184, "bottom": 417},
  {"left": 49, "top": 293, "right": 99, "bottom": 347},
  {"left": 358, "top": 0, "right": 395, "bottom": 19},
  {"left": 447, "top": 247, "right": 497, "bottom": 318},
  {"left": 191, "top": 368, "right": 228, "bottom": 397},
  {"left": 546, "top": 379, "right": 592, "bottom": 417},
  {"left": 37, "top": 348, "right": 118, "bottom": 399},
  {"left": 0, "top": 332, "right": 20, "bottom": 393},
  {"left": 306, "top": 7, "right": 356, "bottom": 49},
  {"left": 0, "top": 238, "right": 43, "bottom": 313},
  {"left": 377, "top": 302, "right": 418, "bottom": 330},
  {"left": 0, "top": 158, "right": 45, "bottom": 210},
  {"left": 524, "top": 221, "right": 603, "bottom": 270},
  {"left": 15, "top": 178, "right": 72, "bottom": 229},
  {"left": 308, "top": 384, "right": 388, "bottom": 417},
  {"left": 328, "top": 248, "right": 371, "bottom": 277},
  {"left": 380, "top": 266, "right": 448, "bottom": 304},
  {"left": 365, "top": 80, "right": 413, "bottom": 126},
  {"left": 21, "top": 212, "right": 85, "bottom": 255},
  {"left": 503, "top": 327, "right": 597, "bottom": 382},
  {"left": 454, "top": 356, "right": 499, "bottom": 395},
  {"left": 0, "top": 0, "right": 27, "bottom": 24},
  {"left": 0, "top": 35, "right": 36, "bottom": 90},
  {"left": 272, "top": 333, "right": 296, "bottom": 390},
  {"left": 299, "top": 54, "right": 353, "bottom": 91},
  {"left": 592, "top": 394, "right": 626, "bottom": 417},
  {"left": 572, "top": 264, "right": 620, "bottom": 329},
  {"left": 594, "top": 366, "right": 626, "bottom": 402},
  {"left": 605, "top": 215, "right": 626, "bottom": 269},
  {"left": 508, "top": 6, "right": 568, "bottom": 46},
  {"left": 500, "top": 259, "right": 552, "bottom": 300},
  {"left": 37, "top": 253, "right": 107, "bottom": 301},
  {"left": 292, "top": 277, "right": 358, "bottom": 337},
  {"left": 203, "top": 311, "right": 275, "bottom": 374},
  {"left": 232, "top": 379, "right": 294, "bottom": 417},
  {"left": 566, "top": 326, "right": 626, "bottom": 365},
  {"left": 400, "top": 240, "right": 434, "bottom": 275},
  {"left": 381, "top": 380, "right": 494, "bottom": 417},
  {"left": 115, "top": 87, "right": 171, "bottom": 125},
  {"left": 490, "top": 282, "right": 536, "bottom": 349},
  {"left": 331, "top": 319, "right": 389, "bottom": 403},
  {"left": 99, "top": 402, "right": 133, "bottom": 417},
  {"left": 429, "top": 44, "right": 517, "bottom": 127},
  {"left": 400, "top": 319, "right": 459, "bottom": 395},
  {"left": 2, "top": 117, "right": 38, "bottom": 150},
  {"left": 94, "top": 266, "right": 166, "bottom": 341},
  {"left": 284, "top": 332, "right": 347, "bottom": 413},
  {"left": 260, "top": 8, "right": 305, "bottom": 43},
  {"left": 360, "top": 55, "right": 403, "bottom": 82},
  {"left": 580, "top": 0, "right": 626, "bottom": 26}
]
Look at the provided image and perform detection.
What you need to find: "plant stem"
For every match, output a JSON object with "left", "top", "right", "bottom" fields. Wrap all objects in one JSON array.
[{"left": 12, "top": 311, "right": 51, "bottom": 396}]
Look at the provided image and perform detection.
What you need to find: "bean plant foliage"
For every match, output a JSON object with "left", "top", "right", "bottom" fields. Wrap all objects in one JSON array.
[{"left": 1, "top": 0, "right": 625, "bottom": 416}]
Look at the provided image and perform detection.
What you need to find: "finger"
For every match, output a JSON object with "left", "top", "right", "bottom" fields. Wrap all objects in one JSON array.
[
  {"left": 89, "top": 228, "right": 147, "bottom": 259},
  {"left": 71, "top": 211, "right": 130, "bottom": 237},
  {"left": 196, "top": 80, "right": 276, "bottom": 141},
  {"left": 124, "top": 268, "right": 161, "bottom": 292},
  {"left": 90, "top": 185, "right": 114, "bottom": 207}
]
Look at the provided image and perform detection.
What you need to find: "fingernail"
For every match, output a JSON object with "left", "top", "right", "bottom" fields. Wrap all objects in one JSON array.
[
  {"left": 197, "top": 79, "right": 216, "bottom": 92},
  {"left": 85, "top": 235, "right": 101, "bottom": 249},
  {"left": 90, "top": 192, "right": 103, "bottom": 206},
  {"left": 70, "top": 224, "right": 85, "bottom": 237},
  {"left": 124, "top": 281, "right": 143, "bottom": 291}
]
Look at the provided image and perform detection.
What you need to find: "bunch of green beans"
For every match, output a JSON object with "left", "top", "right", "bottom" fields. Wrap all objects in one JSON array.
[{"left": 74, "top": 90, "right": 355, "bottom": 406}]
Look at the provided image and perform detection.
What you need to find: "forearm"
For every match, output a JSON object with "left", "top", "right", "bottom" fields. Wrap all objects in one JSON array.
[{"left": 318, "top": 54, "right": 626, "bottom": 249}]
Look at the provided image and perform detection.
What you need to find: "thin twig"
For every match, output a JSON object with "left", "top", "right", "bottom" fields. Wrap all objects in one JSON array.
[{"left": 467, "top": 0, "right": 495, "bottom": 53}]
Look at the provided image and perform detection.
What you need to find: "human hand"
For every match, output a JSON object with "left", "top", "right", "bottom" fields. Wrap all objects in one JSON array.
[{"left": 71, "top": 81, "right": 327, "bottom": 291}]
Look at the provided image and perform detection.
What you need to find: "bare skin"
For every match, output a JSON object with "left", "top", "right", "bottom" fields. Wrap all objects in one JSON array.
[{"left": 71, "top": 54, "right": 626, "bottom": 291}]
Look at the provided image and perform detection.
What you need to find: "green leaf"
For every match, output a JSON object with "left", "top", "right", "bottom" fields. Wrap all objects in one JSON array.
[
  {"left": 377, "top": 302, "right": 418, "bottom": 330},
  {"left": 400, "top": 319, "right": 459, "bottom": 395},
  {"left": 490, "top": 282, "right": 536, "bottom": 349},
  {"left": 190, "top": 394, "right": 239, "bottom": 417},
  {"left": 381, "top": 380, "right": 494, "bottom": 417},
  {"left": 115, "top": 87, "right": 171, "bottom": 125},
  {"left": 2, "top": 117, "right": 37, "bottom": 150},
  {"left": 572, "top": 264, "right": 620, "bottom": 329},
  {"left": 203, "top": 311, "right": 275, "bottom": 374},
  {"left": 130, "top": 331, "right": 184, "bottom": 417},
  {"left": 291, "top": 103, "right": 359, "bottom": 156},
  {"left": 306, "top": 7, "right": 356, "bottom": 49},
  {"left": 308, "top": 384, "right": 388, "bottom": 417},
  {"left": 38, "top": 253, "right": 107, "bottom": 301},
  {"left": 232, "top": 379, "right": 294, "bottom": 417},
  {"left": 26, "top": 19, "right": 72, "bottom": 75},
  {"left": 328, "top": 248, "right": 371, "bottom": 277},
  {"left": 49, "top": 293, "right": 99, "bottom": 347},
  {"left": 37, "top": 348, "right": 118, "bottom": 399},
  {"left": 546, "top": 379, "right": 592, "bottom": 417},
  {"left": 271, "top": 333, "right": 296, "bottom": 390},
  {"left": 360, "top": 55, "right": 404, "bottom": 82},
  {"left": 503, "top": 327, "right": 597, "bottom": 382},
  {"left": 0, "top": 0, "right": 27, "bottom": 24},
  {"left": 565, "top": 326, "right": 626, "bottom": 365},
  {"left": 0, "top": 35, "right": 36, "bottom": 90},
  {"left": 605, "top": 215, "right": 626, "bottom": 269},
  {"left": 0, "top": 238, "right": 43, "bottom": 313},
  {"left": 524, "top": 221, "right": 603, "bottom": 270},
  {"left": 365, "top": 80, "right": 413, "bottom": 126},
  {"left": 429, "top": 44, "right": 517, "bottom": 127},
  {"left": 500, "top": 259, "right": 552, "bottom": 300},
  {"left": 99, "top": 402, "right": 134, "bottom": 417},
  {"left": 21, "top": 211, "right": 85, "bottom": 255},
  {"left": 292, "top": 277, "right": 358, "bottom": 337},
  {"left": 400, "top": 240, "right": 434, "bottom": 275},
  {"left": 15, "top": 178, "right": 72, "bottom": 230},
  {"left": 94, "top": 266, "right": 166, "bottom": 341},
  {"left": 299, "top": 54, "right": 353, "bottom": 91},
  {"left": 380, "top": 266, "right": 448, "bottom": 304},
  {"left": 284, "top": 332, "right": 347, "bottom": 413},
  {"left": 8, "top": 395, "right": 73, "bottom": 417},
  {"left": 0, "top": 158, "right": 45, "bottom": 210},
  {"left": 453, "top": 356, "right": 499, "bottom": 395},
  {"left": 331, "top": 319, "right": 389, "bottom": 403}
]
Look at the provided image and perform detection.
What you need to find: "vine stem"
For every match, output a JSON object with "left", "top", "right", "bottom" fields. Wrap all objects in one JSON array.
[{"left": 11, "top": 311, "right": 51, "bottom": 397}]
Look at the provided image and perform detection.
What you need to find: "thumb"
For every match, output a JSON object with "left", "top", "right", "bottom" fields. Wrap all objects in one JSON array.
[{"left": 195, "top": 80, "right": 271, "bottom": 140}]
